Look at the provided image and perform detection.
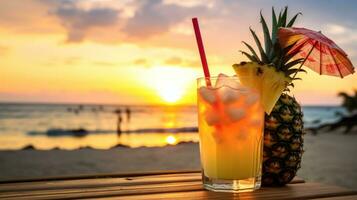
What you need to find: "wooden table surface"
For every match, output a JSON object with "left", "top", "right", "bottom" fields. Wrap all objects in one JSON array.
[{"left": 1, "top": 170, "right": 357, "bottom": 200}]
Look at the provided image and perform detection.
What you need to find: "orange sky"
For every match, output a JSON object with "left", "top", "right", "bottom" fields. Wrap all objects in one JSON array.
[{"left": 0, "top": 0, "right": 356, "bottom": 105}]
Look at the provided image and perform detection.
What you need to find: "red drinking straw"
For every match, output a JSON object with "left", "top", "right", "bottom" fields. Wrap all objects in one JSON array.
[{"left": 192, "top": 18, "right": 211, "bottom": 86}]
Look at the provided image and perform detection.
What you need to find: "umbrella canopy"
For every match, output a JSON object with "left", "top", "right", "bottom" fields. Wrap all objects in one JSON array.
[{"left": 278, "top": 27, "right": 355, "bottom": 78}]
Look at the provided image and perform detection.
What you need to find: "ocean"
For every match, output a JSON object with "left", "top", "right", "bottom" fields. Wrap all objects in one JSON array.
[{"left": 0, "top": 103, "right": 346, "bottom": 150}]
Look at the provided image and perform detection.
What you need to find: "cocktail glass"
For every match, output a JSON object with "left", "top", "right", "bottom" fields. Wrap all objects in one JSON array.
[{"left": 197, "top": 75, "right": 264, "bottom": 193}]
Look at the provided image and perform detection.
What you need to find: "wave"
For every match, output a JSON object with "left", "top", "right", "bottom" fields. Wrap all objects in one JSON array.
[{"left": 27, "top": 127, "right": 198, "bottom": 137}]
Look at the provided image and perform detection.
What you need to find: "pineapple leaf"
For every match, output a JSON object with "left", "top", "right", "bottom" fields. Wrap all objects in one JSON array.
[
  {"left": 284, "top": 58, "right": 305, "bottom": 69},
  {"left": 281, "top": 6, "right": 288, "bottom": 27},
  {"left": 271, "top": 7, "right": 278, "bottom": 44},
  {"left": 283, "top": 41, "right": 299, "bottom": 54},
  {"left": 283, "top": 50, "right": 301, "bottom": 64},
  {"left": 272, "top": 42, "right": 284, "bottom": 69},
  {"left": 282, "top": 41, "right": 300, "bottom": 63},
  {"left": 286, "top": 39, "right": 309, "bottom": 57},
  {"left": 293, "top": 77, "right": 302, "bottom": 81},
  {"left": 272, "top": 56, "right": 279, "bottom": 65},
  {"left": 277, "top": 56, "right": 284, "bottom": 70},
  {"left": 277, "top": 10, "right": 282, "bottom": 26},
  {"left": 287, "top": 12, "right": 302, "bottom": 27},
  {"left": 242, "top": 41, "right": 260, "bottom": 61},
  {"left": 250, "top": 28, "right": 269, "bottom": 63},
  {"left": 298, "top": 68, "right": 307, "bottom": 73},
  {"left": 286, "top": 68, "right": 307, "bottom": 75},
  {"left": 288, "top": 82, "right": 295, "bottom": 88},
  {"left": 240, "top": 50, "right": 260, "bottom": 62},
  {"left": 260, "top": 11, "right": 273, "bottom": 59},
  {"left": 282, "top": 41, "right": 308, "bottom": 62}
]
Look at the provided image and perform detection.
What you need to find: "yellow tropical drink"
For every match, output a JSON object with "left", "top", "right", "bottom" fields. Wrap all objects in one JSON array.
[{"left": 197, "top": 75, "right": 264, "bottom": 192}]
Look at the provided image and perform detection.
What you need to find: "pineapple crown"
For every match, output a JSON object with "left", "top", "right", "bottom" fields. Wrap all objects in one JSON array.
[{"left": 240, "top": 7, "right": 306, "bottom": 80}]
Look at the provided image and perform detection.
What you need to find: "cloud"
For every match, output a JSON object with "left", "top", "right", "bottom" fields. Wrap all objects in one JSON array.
[
  {"left": 0, "top": 0, "right": 219, "bottom": 46},
  {"left": 133, "top": 58, "right": 148, "bottom": 65},
  {"left": 184, "top": 59, "right": 201, "bottom": 68},
  {"left": 322, "top": 23, "right": 357, "bottom": 63},
  {"left": 63, "top": 56, "right": 81, "bottom": 65},
  {"left": 164, "top": 56, "right": 182, "bottom": 65},
  {"left": 323, "top": 24, "right": 357, "bottom": 44},
  {"left": 325, "top": 24, "right": 347, "bottom": 35},
  {"left": 0, "top": 0, "right": 61, "bottom": 34},
  {"left": 163, "top": 56, "right": 202, "bottom": 67},
  {"left": 133, "top": 56, "right": 199, "bottom": 68},
  {"left": 41, "top": 56, "right": 82, "bottom": 67},
  {"left": 122, "top": 0, "right": 209, "bottom": 39},
  {"left": 92, "top": 61, "right": 117, "bottom": 67},
  {"left": 51, "top": 1, "right": 120, "bottom": 42},
  {"left": 163, "top": 0, "right": 216, "bottom": 8},
  {"left": 0, "top": 45, "right": 9, "bottom": 55}
]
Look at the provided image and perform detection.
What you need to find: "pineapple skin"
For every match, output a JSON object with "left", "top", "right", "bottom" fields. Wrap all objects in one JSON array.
[{"left": 262, "top": 93, "right": 304, "bottom": 186}]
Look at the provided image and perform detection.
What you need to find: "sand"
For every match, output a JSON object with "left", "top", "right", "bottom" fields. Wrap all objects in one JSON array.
[
  {"left": 0, "top": 143, "right": 200, "bottom": 181},
  {"left": 298, "top": 132, "right": 357, "bottom": 189},
  {"left": 1, "top": 132, "right": 357, "bottom": 190}
]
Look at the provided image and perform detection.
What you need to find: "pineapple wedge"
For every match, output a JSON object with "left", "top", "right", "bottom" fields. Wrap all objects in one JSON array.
[{"left": 233, "top": 62, "right": 292, "bottom": 114}]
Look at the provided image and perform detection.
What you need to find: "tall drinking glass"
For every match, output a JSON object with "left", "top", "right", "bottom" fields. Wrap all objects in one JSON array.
[{"left": 197, "top": 75, "right": 264, "bottom": 192}]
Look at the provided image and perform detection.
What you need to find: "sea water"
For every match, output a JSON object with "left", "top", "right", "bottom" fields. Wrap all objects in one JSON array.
[{"left": 0, "top": 103, "right": 346, "bottom": 150}]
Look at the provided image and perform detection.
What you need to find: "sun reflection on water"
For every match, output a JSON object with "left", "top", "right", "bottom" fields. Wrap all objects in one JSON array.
[
  {"left": 166, "top": 135, "right": 177, "bottom": 145},
  {"left": 1, "top": 132, "right": 199, "bottom": 150},
  {"left": 117, "top": 133, "right": 197, "bottom": 148}
]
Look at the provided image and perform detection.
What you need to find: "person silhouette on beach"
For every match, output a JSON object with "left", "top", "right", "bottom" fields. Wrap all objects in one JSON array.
[
  {"left": 125, "top": 107, "right": 131, "bottom": 122},
  {"left": 114, "top": 109, "right": 123, "bottom": 136}
]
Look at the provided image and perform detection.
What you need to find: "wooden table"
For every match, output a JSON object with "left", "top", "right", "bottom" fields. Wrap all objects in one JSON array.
[{"left": 1, "top": 170, "right": 357, "bottom": 200}]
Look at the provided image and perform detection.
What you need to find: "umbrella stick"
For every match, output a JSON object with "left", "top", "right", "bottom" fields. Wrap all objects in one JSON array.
[{"left": 292, "top": 41, "right": 318, "bottom": 79}]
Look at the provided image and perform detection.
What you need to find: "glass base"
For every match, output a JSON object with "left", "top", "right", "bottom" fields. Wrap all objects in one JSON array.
[{"left": 202, "top": 173, "right": 261, "bottom": 193}]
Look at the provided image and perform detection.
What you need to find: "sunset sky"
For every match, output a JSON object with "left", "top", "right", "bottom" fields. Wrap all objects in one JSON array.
[{"left": 0, "top": 0, "right": 356, "bottom": 105}]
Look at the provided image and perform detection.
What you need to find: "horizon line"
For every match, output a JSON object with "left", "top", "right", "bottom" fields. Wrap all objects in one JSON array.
[
  {"left": 0, "top": 100, "right": 196, "bottom": 107},
  {"left": 0, "top": 100, "right": 341, "bottom": 107}
]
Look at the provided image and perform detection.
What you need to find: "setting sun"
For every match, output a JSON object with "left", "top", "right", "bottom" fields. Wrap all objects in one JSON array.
[
  {"left": 166, "top": 135, "right": 177, "bottom": 145},
  {"left": 157, "top": 84, "right": 183, "bottom": 103},
  {"left": 145, "top": 66, "right": 198, "bottom": 104}
]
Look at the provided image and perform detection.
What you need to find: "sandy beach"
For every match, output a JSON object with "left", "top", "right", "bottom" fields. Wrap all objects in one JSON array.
[
  {"left": 1, "top": 131, "right": 357, "bottom": 190},
  {"left": 0, "top": 142, "right": 200, "bottom": 181},
  {"left": 298, "top": 131, "right": 357, "bottom": 189}
]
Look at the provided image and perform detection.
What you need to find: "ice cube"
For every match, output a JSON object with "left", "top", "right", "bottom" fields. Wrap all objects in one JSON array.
[
  {"left": 215, "top": 73, "right": 229, "bottom": 88},
  {"left": 215, "top": 73, "right": 240, "bottom": 89},
  {"left": 237, "top": 85, "right": 250, "bottom": 92},
  {"left": 198, "top": 87, "right": 216, "bottom": 104},
  {"left": 226, "top": 108, "right": 245, "bottom": 122},
  {"left": 218, "top": 87, "right": 240, "bottom": 103},
  {"left": 245, "top": 93, "right": 259, "bottom": 105},
  {"left": 204, "top": 109, "right": 221, "bottom": 126}
]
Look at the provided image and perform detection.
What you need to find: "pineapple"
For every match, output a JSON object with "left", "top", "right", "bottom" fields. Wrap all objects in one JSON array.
[{"left": 233, "top": 7, "right": 305, "bottom": 186}]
